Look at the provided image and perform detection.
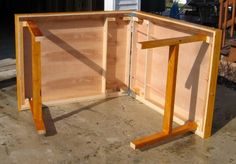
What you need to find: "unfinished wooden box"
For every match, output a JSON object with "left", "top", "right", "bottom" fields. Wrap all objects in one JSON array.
[{"left": 15, "top": 11, "right": 221, "bottom": 149}]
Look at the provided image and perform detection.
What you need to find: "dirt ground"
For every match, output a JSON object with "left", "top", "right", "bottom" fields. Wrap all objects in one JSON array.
[{"left": 0, "top": 79, "right": 235, "bottom": 164}]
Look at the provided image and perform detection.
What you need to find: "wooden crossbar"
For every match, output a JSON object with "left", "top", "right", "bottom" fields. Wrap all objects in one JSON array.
[{"left": 137, "top": 34, "right": 207, "bottom": 49}]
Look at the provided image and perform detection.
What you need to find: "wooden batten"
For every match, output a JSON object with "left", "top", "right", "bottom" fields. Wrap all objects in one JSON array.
[{"left": 137, "top": 34, "right": 208, "bottom": 49}]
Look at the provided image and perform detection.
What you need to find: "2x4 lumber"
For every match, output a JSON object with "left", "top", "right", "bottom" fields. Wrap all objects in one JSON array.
[
  {"left": 163, "top": 44, "right": 179, "bottom": 134},
  {"left": 31, "top": 34, "right": 45, "bottom": 134},
  {"left": 137, "top": 34, "right": 207, "bottom": 49},
  {"left": 130, "top": 121, "right": 197, "bottom": 150},
  {"left": 15, "top": 18, "right": 26, "bottom": 111},
  {"left": 203, "top": 30, "right": 222, "bottom": 138}
]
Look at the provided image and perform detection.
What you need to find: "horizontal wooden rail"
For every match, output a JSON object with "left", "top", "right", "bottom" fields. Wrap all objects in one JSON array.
[{"left": 137, "top": 34, "right": 207, "bottom": 49}]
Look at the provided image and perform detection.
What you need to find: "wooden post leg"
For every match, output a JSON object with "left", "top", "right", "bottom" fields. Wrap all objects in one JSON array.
[
  {"left": 31, "top": 36, "right": 45, "bottom": 134},
  {"left": 163, "top": 44, "right": 179, "bottom": 134},
  {"left": 130, "top": 44, "right": 198, "bottom": 149}
]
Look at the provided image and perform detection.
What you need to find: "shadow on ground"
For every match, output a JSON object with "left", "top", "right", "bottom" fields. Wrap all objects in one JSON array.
[{"left": 212, "top": 79, "right": 236, "bottom": 135}]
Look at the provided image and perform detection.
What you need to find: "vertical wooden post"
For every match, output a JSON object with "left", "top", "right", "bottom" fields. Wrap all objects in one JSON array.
[
  {"left": 31, "top": 36, "right": 45, "bottom": 134},
  {"left": 163, "top": 44, "right": 179, "bottom": 134},
  {"left": 231, "top": 0, "right": 236, "bottom": 37}
]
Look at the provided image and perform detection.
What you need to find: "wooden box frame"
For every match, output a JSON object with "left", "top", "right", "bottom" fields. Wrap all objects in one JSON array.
[{"left": 15, "top": 11, "right": 221, "bottom": 149}]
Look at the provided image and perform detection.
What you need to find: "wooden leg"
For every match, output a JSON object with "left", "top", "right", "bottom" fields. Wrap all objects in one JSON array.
[
  {"left": 130, "top": 44, "right": 197, "bottom": 149},
  {"left": 31, "top": 36, "right": 45, "bottom": 134},
  {"left": 163, "top": 44, "right": 179, "bottom": 134}
]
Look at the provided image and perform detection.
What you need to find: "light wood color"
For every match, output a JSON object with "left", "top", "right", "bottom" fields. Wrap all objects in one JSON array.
[
  {"left": 137, "top": 35, "right": 207, "bottom": 49},
  {"left": 15, "top": 11, "right": 221, "bottom": 148},
  {"left": 219, "top": 0, "right": 236, "bottom": 46},
  {"left": 15, "top": 18, "right": 25, "bottom": 111},
  {"left": 130, "top": 121, "right": 197, "bottom": 149}
]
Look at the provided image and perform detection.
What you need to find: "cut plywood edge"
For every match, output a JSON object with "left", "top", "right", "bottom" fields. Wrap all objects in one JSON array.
[{"left": 0, "top": 58, "right": 16, "bottom": 81}]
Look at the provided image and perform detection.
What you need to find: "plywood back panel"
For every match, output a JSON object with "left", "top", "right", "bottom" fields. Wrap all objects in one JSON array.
[{"left": 38, "top": 19, "right": 104, "bottom": 101}]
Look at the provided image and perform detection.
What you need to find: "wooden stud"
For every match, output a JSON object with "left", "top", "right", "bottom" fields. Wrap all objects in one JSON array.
[
  {"left": 163, "top": 44, "right": 179, "bottom": 134},
  {"left": 137, "top": 34, "right": 207, "bottom": 49}
]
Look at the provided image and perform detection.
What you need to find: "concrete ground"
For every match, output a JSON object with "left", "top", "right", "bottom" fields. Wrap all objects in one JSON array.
[{"left": 0, "top": 79, "right": 235, "bottom": 164}]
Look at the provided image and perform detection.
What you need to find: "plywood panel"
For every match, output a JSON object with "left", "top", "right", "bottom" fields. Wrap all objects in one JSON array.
[{"left": 37, "top": 19, "right": 104, "bottom": 102}]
